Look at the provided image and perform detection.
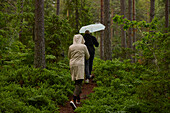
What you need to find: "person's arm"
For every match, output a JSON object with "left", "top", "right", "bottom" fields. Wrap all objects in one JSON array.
[
  {"left": 68, "top": 47, "right": 71, "bottom": 59},
  {"left": 92, "top": 36, "right": 99, "bottom": 47},
  {"left": 84, "top": 45, "right": 90, "bottom": 60}
]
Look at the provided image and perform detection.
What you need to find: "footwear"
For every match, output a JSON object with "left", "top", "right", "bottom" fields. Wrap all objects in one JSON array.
[
  {"left": 85, "top": 79, "right": 89, "bottom": 84},
  {"left": 76, "top": 100, "right": 80, "bottom": 105},
  {"left": 70, "top": 101, "right": 77, "bottom": 110},
  {"left": 90, "top": 75, "right": 93, "bottom": 78}
]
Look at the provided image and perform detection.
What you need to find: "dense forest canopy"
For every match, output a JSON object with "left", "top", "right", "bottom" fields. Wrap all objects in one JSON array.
[{"left": 0, "top": 0, "right": 169, "bottom": 113}]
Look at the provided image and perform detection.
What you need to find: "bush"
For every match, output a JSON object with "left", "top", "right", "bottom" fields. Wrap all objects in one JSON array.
[
  {"left": 75, "top": 58, "right": 169, "bottom": 113},
  {"left": 0, "top": 60, "right": 74, "bottom": 112}
]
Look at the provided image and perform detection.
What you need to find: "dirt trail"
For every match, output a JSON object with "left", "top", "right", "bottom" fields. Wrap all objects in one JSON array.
[{"left": 59, "top": 78, "right": 96, "bottom": 113}]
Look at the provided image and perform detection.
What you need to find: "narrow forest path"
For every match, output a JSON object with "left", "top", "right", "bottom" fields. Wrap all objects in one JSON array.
[{"left": 59, "top": 78, "right": 96, "bottom": 113}]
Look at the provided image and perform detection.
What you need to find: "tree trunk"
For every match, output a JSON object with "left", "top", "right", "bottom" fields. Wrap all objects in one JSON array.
[
  {"left": 75, "top": 0, "right": 79, "bottom": 32},
  {"left": 150, "top": 0, "right": 155, "bottom": 22},
  {"left": 34, "top": 0, "right": 46, "bottom": 68},
  {"left": 164, "top": 0, "right": 169, "bottom": 70},
  {"left": 120, "top": 0, "right": 127, "bottom": 59},
  {"left": 56, "top": 0, "right": 60, "bottom": 15},
  {"left": 146, "top": 1, "right": 150, "bottom": 23},
  {"left": 165, "top": 0, "right": 169, "bottom": 33},
  {"left": 111, "top": 9, "right": 114, "bottom": 42},
  {"left": 128, "top": 0, "right": 133, "bottom": 60},
  {"left": 100, "top": 0, "right": 104, "bottom": 60},
  {"left": 19, "top": 0, "right": 24, "bottom": 42},
  {"left": 132, "top": 0, "right": 136, "bottom": 62},
  {"left": 104, "top": 0, "right": 112, "bottom": 60}
]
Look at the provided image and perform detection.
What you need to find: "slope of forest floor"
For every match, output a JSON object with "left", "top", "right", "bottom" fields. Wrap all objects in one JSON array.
[
  {"left": 0, "top": 57, "right": 169, "bottom": 113},
  {"left": 59, "top": 79, "right": 96, "bottom": 113}
]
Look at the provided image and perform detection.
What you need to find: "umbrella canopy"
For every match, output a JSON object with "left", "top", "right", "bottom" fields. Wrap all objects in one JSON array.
[{"left": 79, "top": 23, "right": 105, "bottom": 33}]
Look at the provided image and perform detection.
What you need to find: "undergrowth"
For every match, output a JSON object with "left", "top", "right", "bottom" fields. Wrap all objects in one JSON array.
[
  {"left": 75, "top": 58, "right": 169, "bottom": 113},
  {"left": 0, "top": 59, "right": 74, "bottom": 113}
]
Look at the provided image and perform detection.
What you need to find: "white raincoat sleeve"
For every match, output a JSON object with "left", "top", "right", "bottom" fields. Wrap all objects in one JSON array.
[
  {"left": 84, "top": 46, "right": 90, "bottom": 60},
  {"left": 68, "top": 47, "right": 71, "bottom": 60}
]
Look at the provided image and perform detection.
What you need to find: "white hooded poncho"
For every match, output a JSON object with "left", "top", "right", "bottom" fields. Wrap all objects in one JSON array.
[{"left": 68, "top": 34, "right": 90, "bottom": 81}]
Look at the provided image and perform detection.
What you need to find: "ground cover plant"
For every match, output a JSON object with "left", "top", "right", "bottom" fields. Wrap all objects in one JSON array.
[
  {"left": 75, "top": 58, "right": 170, "bottom": 113},
  {"left": 0, "top": 55, "right": 74, "bottom": 113},
  {"left": 1, "top": 0, "right": 169, "bottom": 112}
]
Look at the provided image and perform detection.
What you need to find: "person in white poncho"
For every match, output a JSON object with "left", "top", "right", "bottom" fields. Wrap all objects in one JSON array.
[{"left": 68, "top": 34, "right": 90, "bottom": 110}]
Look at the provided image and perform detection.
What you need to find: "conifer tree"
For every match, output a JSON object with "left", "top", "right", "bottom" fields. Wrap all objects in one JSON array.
[
  {"left": 34, "top": 0, "right": 46, "bottom": 68},
  {"left": 104, "top": 0, "right": 112, "bottom": 60}
]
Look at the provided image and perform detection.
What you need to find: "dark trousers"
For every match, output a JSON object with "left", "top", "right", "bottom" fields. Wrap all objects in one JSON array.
[
  {"left": 85, "top": 54, "right": 94, "bottom": 79},
  {"left": 89, "top": 54, "right": 94, "bottom": 75},
  {"left": 73, "top": 79, "right": 83, "bottom": 97},
  {"left": 85, "top": 60, "right": 90, "bottom": 79}
]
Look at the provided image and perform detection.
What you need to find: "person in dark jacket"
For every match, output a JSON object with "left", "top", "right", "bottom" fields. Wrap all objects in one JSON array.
[{"left": 83, "top": 30, "right": 99, "bottom": 83}]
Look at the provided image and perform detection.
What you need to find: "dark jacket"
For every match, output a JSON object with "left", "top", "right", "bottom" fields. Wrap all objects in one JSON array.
[{"left": 83, "top": 34, "right": 99, "bottom": 56}]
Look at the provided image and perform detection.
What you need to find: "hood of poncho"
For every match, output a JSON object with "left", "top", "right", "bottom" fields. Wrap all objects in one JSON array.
[{"left": 73, "top": 34, "right": 85, "bottom": 44}]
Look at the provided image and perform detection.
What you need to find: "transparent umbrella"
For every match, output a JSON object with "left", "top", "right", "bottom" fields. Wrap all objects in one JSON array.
[{"left": 79, "top": 23, "right": 105, "bottom": 33}]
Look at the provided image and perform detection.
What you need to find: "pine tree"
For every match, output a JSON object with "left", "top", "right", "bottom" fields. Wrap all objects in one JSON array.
[
  {"left": 100, "top": 0, "right": 104, "bottom": 59},
  {"left": 120, "top": 0, "right": 127, "bottom": 58},
  {"left": 19, "top": 0, "right": 24, "bottom": 43},
  {"left": 104, "top": 0, "right": 112, "bottom": 60},
  {"left": 133, "top": 0, "right": 136, "bottom": 62},
  {"left": 75, "top": 0, "right": 79, "bottom": 32},
  {"left": 128, "top": 0, "right": 133, "bottom": 60},
  {"left": 56, "top": 0, "right": 60, "bottom": 15},
  {"left": 34, "top": 0, "right": 46, "bottom": 68},
  {"left": 150, "top": 0, "right": 155, "bottom": 22},
  {"left": 165, "top": 0, "right": 169, "bottom": 33}
]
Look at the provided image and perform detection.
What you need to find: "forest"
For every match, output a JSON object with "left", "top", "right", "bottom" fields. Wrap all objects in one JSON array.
[{"left": 0, "top": 0, "right": 169, "bottom": 113}]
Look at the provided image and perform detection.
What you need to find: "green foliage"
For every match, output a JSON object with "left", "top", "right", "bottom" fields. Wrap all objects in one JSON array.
[
  {"left": 0, "top": 0, "right": 75, "bottom": 63},
  {"left": 0, "top": 40, "right": 34, "bottom": 68},
  {"left": 0, "top": 60, "right": 74, "bottom": 112},
  {"left": 1, "top": 1, "right": 169, "bottom": 113},
  {"left": 113, "top": 15, "right": 170, "bottom": 73},
  {"left": 63, "top": 0, "right": 94, "bottom": 31},
  {"left": 45, "top": 14, "right": 74, "bottom": 62},
  {"left": 0, "top": 2, "right": 75, "bottom": 111},
  {"left": 113, "top": 15, "right": 158, "bottom": 31},
  {"left": 75, "top": 58, "right": 169, "bottom": 113}
]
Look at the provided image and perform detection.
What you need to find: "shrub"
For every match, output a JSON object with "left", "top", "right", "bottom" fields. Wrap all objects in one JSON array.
[{"left": 75, "top": 58, "right": 169, "bottom": 113}]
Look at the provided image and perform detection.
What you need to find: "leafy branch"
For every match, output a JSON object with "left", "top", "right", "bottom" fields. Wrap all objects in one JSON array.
[{"left": 112, "top": 15, "right": 166, "bottom": 72}]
